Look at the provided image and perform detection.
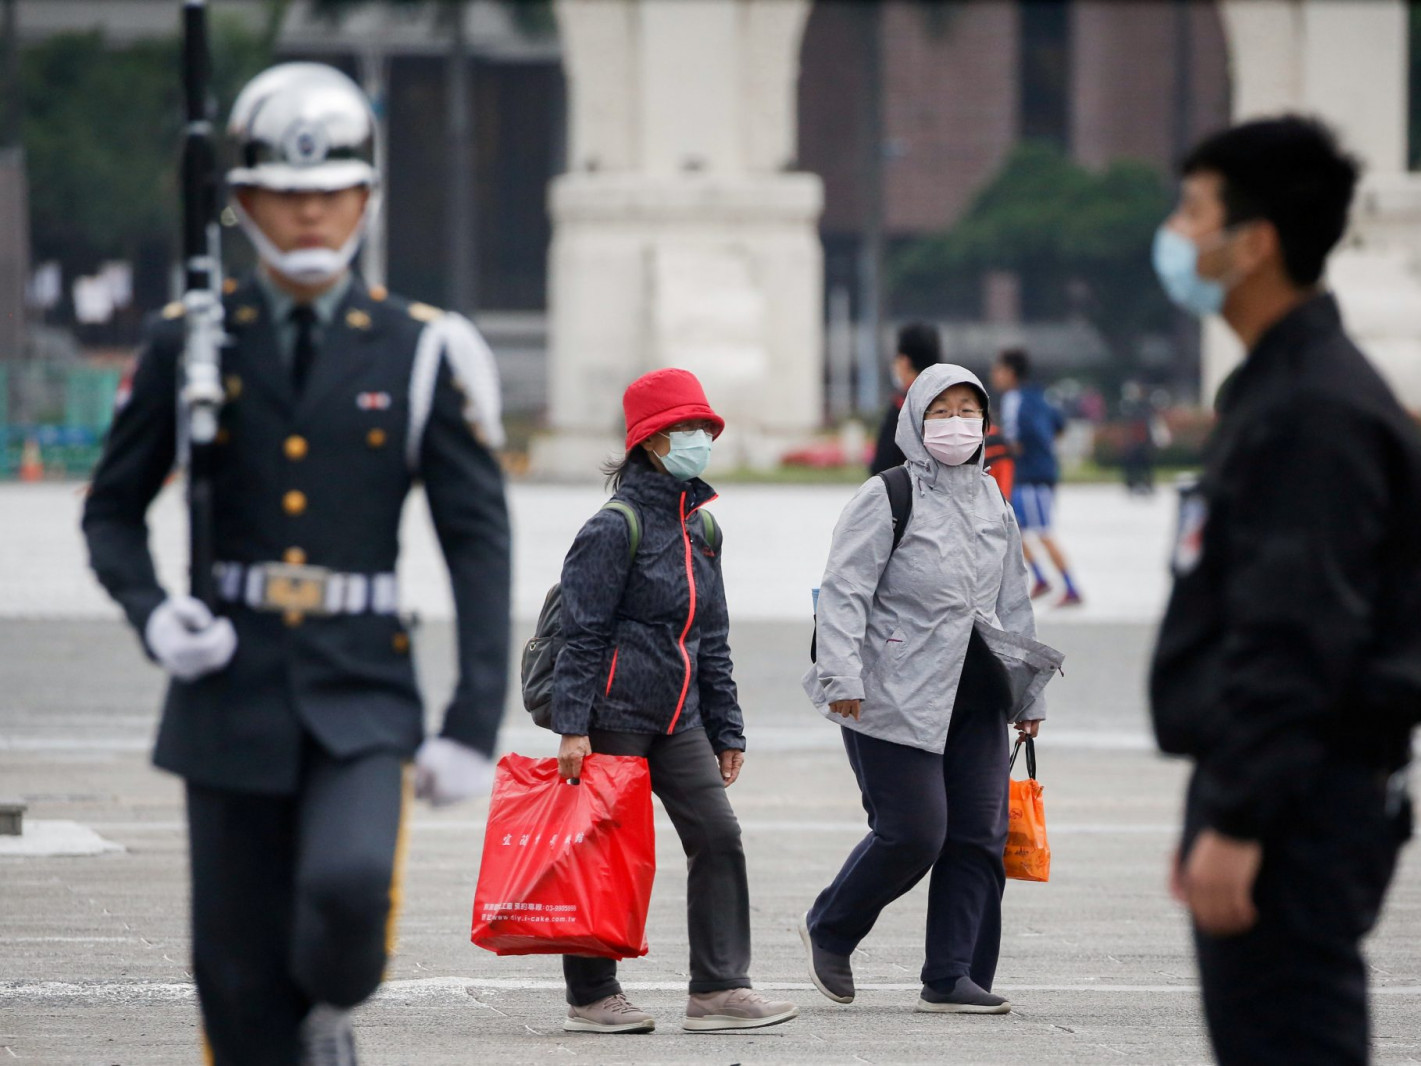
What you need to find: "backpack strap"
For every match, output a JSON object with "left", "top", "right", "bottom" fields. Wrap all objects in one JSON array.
[
  {"left": 600, "top": 500, "right": 641, "bottom": 563},
  {"left": 699, "top": 509, "right": 721, "bottom": 552},
  {"left": 876, "top": 465, "right": 914, "bottom": 553}
]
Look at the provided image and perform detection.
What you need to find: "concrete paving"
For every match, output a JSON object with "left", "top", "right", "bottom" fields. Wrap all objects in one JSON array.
[{"left": 1, "top": 482, "right": 1419, "bottom": 1064}]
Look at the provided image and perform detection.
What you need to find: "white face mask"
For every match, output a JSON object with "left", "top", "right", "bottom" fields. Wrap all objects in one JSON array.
[
  {"left": 230, "top": 189, "right": 380, "bottom": 287},
  {"left": 923, "top": 416, "right": 983, "bottom": 466}
]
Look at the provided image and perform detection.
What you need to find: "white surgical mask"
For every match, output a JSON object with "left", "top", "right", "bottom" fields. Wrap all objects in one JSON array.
[
  {"left": 923, "top": 416, "right": 983, "bottom": 466},
  {"left": 660, "top": 429, "right": 713, "bottom": 481}
]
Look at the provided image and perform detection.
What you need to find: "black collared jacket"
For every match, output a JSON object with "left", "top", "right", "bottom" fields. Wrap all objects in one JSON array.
[
  {"left": 550, "top": 461, "right": 745, "bottom": 753},
  {"left": 1150, "top": 294, "right": 1421, "bottom": 839},
  {"left": 82, "top": 275, "right": 511, "bottom": 794}
]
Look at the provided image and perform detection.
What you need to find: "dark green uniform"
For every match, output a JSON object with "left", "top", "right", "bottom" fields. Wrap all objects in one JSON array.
[{"left": 82, "top": 273, "right": 510, "bottom": 1064}]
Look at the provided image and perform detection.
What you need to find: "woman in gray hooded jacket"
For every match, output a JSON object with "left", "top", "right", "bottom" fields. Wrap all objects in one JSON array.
[{"left": 799, "top": 363, "right": 1063, "bottom": 1015}]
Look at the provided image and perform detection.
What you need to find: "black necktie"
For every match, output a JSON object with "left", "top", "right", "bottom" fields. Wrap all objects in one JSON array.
[{"left": 290, "top": 305, "right": 318, "bottom": 396}]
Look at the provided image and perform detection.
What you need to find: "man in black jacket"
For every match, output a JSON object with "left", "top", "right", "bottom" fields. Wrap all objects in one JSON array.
[
  {"left": 83, "top": 65, "right": 510, "bottom": 1066},
  {"left": 1149, "top": 117, "right": 1418, "bottom": 1065}
]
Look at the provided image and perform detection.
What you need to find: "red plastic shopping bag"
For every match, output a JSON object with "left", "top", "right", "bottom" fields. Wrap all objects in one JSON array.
[
  {"left": 1004, "top": 738, "right": 1051, "bottom": 882},
  {"left": 471, "top": 753, "right": 656, "bottom": 958}
]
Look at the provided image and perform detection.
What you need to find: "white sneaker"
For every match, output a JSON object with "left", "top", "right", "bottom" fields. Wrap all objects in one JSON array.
[
  {"left": 300, "top": 1004, "right": 358, "bottom": 1066},
  {"left": 563, "top": 993, "right": 656, "bottom": 1033}
]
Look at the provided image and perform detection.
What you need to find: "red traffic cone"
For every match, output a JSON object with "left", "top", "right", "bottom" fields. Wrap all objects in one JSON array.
[{"left": 18, "top": 438, "right": 43, "bottom": 482}]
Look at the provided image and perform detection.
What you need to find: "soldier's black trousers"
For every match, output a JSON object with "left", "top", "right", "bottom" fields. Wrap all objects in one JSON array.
[
  {"left": 1188, "top": 763, "right": 1407, "bottom": 1066},
  {"left": 186, "top": 745, "right": 407, "bottom": 1066},
  {"left": 563, "top": 727, "right": 753, "bottom": 1005}
]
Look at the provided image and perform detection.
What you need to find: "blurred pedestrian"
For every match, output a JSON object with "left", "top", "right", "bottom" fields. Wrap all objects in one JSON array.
[
  {"left": 552, "top": 368, "right": 798, "bottom": 1035},
  {"left": 1150, "top": 116, "right": 1419, "bottom": 1066},
  {"left": 800, "top": 364, "right": 1062, "bottom": 1016},
  {"left": 82, "top": 65, "right": 510, "bottom": 1066},
  {"left": 869, "top": 322, "right": 940, "bottom": 475},
  {"left": 991, "top": 349, "right": 1084, "bottom": 606},
  {"left": 1119, "top": 381, "right": 1161, "bottom": 495}
]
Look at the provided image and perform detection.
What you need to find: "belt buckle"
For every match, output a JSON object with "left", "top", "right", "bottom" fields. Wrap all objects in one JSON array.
[{"left": 261, "top": 563, "right": 330, "bottom": 615}]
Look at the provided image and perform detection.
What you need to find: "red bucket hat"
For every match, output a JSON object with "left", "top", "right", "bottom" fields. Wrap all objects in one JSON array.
[{"left": 622, "top": 368, "right": 726, "bottom": 451}]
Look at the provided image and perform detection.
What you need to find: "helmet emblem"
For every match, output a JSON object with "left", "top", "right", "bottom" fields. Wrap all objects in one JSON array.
[{"left": 282, "top": 120, "right": 330, "bottom": 167}]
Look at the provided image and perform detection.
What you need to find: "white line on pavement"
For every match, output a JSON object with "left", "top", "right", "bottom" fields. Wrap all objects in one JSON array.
[{"left": 5, "top": 978, "right": 1421, "bottom": 1003}]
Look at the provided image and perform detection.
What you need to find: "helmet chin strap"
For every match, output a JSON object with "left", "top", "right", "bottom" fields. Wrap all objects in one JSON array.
[{"left": 230, "top": 187, "right": 381, "bottom": 289}]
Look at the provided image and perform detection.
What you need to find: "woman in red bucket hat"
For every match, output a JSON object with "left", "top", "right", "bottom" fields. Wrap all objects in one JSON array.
[{"left": 548, "top": 367, "right": 798, "bottom": 1035}]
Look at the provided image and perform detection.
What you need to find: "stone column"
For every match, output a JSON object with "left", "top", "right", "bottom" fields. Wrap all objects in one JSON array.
[
  {"left": 534, "top": 0, "right": 824, "bottom": 475},
  {"left": 1209, "top": 0, "right": 1421, "bottom": 407}
]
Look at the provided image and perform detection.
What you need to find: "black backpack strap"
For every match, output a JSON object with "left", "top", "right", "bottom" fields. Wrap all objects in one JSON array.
[{"left": 876, "top": 465, "right": 914, "bottom": 553}]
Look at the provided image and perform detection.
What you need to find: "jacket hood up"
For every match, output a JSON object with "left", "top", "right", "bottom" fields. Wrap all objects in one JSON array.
[{"left": 894, "top": 363, "right": 991, "bottom": 484}]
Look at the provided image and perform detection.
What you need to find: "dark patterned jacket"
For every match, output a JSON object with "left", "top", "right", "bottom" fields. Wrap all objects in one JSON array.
[
  {"left": 550, "top": 461, "right": 745, "bottom": 753},
  {"left": 82, "top": 274, "right": 511, "bottom": 794}
]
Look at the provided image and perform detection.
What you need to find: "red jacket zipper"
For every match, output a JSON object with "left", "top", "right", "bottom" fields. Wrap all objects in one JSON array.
[{"left": 666, "top": 491, "right": 720, "bottom": 733}]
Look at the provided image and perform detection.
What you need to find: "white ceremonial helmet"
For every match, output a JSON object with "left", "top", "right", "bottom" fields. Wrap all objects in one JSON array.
[{"left": 226, "top": 63, "right": 380, "bottom": 285}]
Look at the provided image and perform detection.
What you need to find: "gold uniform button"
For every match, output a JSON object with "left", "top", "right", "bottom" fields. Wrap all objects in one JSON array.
[
  {"left": 284, "top": 435, "right": 309, "bottom": 461},
  {"left": 283, "top": 490, "right": 307, "bottom": 516},
  {"left": 225, "top": 375, "right": 243, "bottom": 399},
  {"left": 392, "top": 632, "right": 410, "bottom": 654},
  {"left": 216, "top": 427, "right": 231, "bottom": 446},
  {"left": 283, "top": 547, "right": 307, "bottom": 565},
  {"left": 366, "top": 428, "right": 387, "bottom": 449},
  {"left": 284, "top": 610, "right": 304, "bottom": 628}
]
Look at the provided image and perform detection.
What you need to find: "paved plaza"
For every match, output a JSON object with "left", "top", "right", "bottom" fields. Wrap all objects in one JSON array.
[{"left": 2, "top": 482, "right": 1418, "bottom": 1064}]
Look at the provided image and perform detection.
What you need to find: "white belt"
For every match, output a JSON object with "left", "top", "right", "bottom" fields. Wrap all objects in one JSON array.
[{"left": 214, "top": 562, "right": 399, "bottom": 617}]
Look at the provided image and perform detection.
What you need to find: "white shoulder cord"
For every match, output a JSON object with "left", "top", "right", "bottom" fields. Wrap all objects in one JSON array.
[{"left": 406, "top": 311, "right": 506, "bottom": 471}]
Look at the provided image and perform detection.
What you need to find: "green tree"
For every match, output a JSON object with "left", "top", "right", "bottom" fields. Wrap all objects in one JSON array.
[
  {"left": 21, "top": 14, "right": 274, "bottom": 277},
  {"left": 891, "top": 141, "right": 1174, "bottom": 377}
]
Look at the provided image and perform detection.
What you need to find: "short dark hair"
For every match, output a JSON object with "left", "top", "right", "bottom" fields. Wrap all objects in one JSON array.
[
  {"left": 1180, "top": 116, "right": 1359, "bottom": 287},
  {"left": 997, "top": 347, "right": 1030, "bottom": 382},
  {"left": 896, "top": 322, "right": 941, "bottom": 374}
]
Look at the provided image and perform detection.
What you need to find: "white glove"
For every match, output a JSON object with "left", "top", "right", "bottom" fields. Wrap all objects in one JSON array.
[
  {"left": 415, "top": 736, "right": 496, "bottom": 807},
  {"left": 144, "top": 596, "right": 238, "bottom": 682}
]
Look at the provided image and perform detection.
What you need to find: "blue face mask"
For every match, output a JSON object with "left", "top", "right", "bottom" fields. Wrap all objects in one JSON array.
[
  {"left": 1152, "top": 226, "right": 1226, "bottom": 317},
  {"left": 659, "top": 429, "right": 713, "bottom": 481}
]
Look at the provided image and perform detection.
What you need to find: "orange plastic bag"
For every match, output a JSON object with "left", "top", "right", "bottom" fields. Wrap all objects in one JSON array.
[
  {"left": 1005, "top": 738, "right": 1050, "bottom": 882},
  {"left": 471, "top": 753, "right": 655, "bottom": 959}
]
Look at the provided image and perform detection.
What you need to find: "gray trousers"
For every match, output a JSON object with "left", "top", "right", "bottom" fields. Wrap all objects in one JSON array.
[
  {"left": 563, "top": 727, "right": 752, "bottom": 1005},
  {"left": 187, "top": 745, "right": 406, "bottom": 1065}
]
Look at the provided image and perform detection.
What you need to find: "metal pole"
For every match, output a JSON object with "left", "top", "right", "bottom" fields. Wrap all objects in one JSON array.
[
  {"left": 358, "top": 47, "right": 389, "bottom": 290},
  {"left": 1, "top": 0, "right": 19, "bottom": 149},
  {"left": 854, "top": 1, "right": 883, "bottom": 417},
  {"left": 445, "top": 0, "right": 476, "bottom": 315}
]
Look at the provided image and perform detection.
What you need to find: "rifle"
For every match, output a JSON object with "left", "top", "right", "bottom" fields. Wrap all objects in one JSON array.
[{"left": 179, "top": 0, "right": 225, "bottom": 608}]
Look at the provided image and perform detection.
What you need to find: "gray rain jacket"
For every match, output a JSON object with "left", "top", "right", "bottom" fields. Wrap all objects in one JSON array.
[{"left": 802, "top": 364, "right": 1063, "bottom": 754}]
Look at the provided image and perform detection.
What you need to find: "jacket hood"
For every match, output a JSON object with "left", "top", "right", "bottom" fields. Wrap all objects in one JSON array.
[{"left": 895, "top": 363, "right": 991, "bottom": 481}]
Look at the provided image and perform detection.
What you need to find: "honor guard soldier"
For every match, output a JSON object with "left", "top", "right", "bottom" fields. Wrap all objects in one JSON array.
[{"left": 82, "top": 64, "right": 511, "bottom": 1066}]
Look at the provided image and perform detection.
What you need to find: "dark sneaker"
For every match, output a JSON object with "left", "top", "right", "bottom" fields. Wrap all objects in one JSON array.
[
  {"left": 1029, "top": 580, "right": 1052, "bottom": 600},
  {"left": 799, "top": 912, "right": 854, "bottom": 1004},
  {"left": 563, "top": 993, "right": 656, "bottom": 1033},
  {"left": 1056, "top": 590, "right": 1084, "bottom": 608},
  {"left": 683, "top": 988, "right": 799, "bottom": 1031},
  {"left": 300, "top": 1004, "right": 358, "bottom": 1066},
  {"left": 916, "top": 977, "right": 1011, "bottom": 1015}
]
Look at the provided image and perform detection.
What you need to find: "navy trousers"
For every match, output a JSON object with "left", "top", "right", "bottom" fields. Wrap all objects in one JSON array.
[
  {"left": 807, "top": 641, "right": 1011, "bottom": 991},
  {"left": 187, "top": 745, "right": 407, "bottom": 1065}
]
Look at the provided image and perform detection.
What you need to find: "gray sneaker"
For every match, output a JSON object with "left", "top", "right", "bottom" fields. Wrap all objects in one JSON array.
[
  {"left": 683, "top": 988, "right": 799, "bottom": 1031},
  {"left": 799, "top": 912, "right": 854, "bottom": 1003},
  {"left": 916, "top": 976, "right": 1011, "bottom": 1015},
  {"left": 299, "top": 1004, "right": 358, "bottom": 1066},
  {"left": 563, "top": 993, "right": 656, "bottom": 1033}
]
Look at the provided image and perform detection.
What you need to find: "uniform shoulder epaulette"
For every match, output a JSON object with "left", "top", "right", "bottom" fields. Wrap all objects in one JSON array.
[
  {"left": 161, "top": 301, "right": 185, "bottom": 320},
  {"left": 407, "top": 302, "right": 444, "bottom": 323}
]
